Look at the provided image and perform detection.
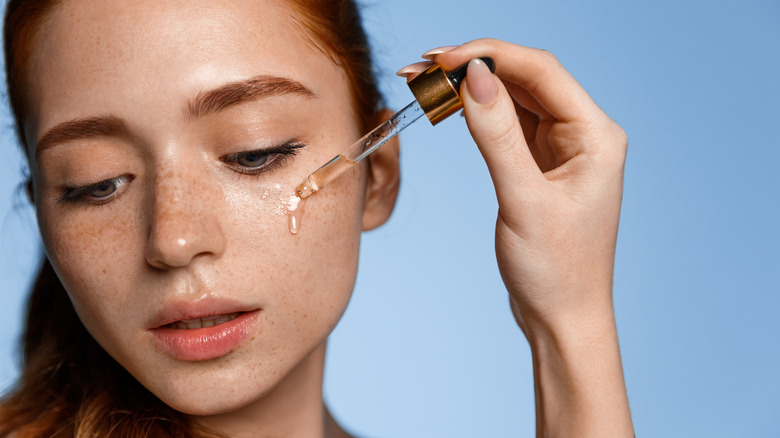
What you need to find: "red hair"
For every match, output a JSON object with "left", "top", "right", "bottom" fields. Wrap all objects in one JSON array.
[{"left": 0, "top": 0, "right": 383, "bottom": 436}]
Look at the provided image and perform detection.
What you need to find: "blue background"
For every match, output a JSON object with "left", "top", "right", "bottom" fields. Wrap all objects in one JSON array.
[{"left": 1, "top": 1, "right": 778, "bottom": 436}]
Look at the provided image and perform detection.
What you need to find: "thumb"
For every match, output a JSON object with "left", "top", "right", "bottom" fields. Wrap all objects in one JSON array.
[{"left": 461, "top": 59, "right": 543, "bottom": 203}]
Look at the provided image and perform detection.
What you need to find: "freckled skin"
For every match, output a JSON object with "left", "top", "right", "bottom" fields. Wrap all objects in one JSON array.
[{"left": 26, "top": 0, "right": 397, "bottom": 434}]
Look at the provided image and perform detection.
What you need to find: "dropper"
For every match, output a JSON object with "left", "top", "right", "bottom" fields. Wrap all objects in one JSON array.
[{"left": 295, "top": 57, "right": 496, "bottom": 199}]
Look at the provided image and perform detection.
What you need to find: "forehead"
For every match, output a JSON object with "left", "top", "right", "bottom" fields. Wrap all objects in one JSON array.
[{"left": 26, "top": 0, "right": 347, "bottom": 143}]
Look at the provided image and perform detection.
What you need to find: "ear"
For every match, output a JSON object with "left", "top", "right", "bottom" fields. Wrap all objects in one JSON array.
[{"left": 362, "top": 108, "right": 401, "bottom": 231}]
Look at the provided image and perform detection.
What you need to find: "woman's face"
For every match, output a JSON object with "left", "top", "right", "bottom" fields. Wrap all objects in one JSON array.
[{"left": 25, "top": 0, "right": 397, "bottom": 416}]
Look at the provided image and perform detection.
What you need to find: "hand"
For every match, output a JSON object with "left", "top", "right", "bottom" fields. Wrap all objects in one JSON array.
[
  {"left": 401, "top": 39, "right": 627, "bottom": 333},
  {"left": 399, "top": 39, "right": 633, "bottom": 437}
]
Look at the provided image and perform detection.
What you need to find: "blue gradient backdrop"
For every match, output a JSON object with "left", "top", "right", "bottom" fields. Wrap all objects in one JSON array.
[{"left": 1, "top": 1, "right": 778, "bottom": 436}]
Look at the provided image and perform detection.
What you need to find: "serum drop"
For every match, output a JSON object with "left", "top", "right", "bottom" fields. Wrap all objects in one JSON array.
[{"left": 287, "top": 193, "right": 305, "bottom": 234}]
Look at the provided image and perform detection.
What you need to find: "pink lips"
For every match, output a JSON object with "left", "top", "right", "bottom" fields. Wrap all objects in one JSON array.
[{"left": 149, "top": 299, "right": 260, "bottom": 361}]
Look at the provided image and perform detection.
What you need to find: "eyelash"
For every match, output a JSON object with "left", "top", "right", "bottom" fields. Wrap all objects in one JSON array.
[
  {"left": 57, "top": 141, "right": 305, "bottom": 205},
  {"left": 58, "top": 175, "right": 134, "bottom": 205},
  {"left": 221, "top": 141, "right": 305, "bottom": 176}
]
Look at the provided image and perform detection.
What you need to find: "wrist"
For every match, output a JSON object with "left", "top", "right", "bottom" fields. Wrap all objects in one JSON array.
[
  {"left": 523, "top": 302, "right": 634, "bottom": 437},
  {"left": 525, "top": 303, "right": 623, "bottom": 396}
]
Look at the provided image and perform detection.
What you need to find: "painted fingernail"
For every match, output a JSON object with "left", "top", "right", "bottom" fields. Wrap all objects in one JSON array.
[
  {"left": 466, "top": 58, "right": 496, "bottom": 105},
  {"left": 421, "top": 45, "right": 459, "bottom": 60},
  {"left": 395, "top": 61, "right": 431, "bottom": 77}
]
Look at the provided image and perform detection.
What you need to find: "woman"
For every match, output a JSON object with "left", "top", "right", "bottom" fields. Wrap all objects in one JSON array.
[{"left": 0, "top": 0, "right": 633, "bottom": 436}]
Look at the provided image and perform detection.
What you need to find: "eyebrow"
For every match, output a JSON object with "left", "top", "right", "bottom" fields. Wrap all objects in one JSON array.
[
  {"left": 34, "top": 76, "right": 315, "bottom": 159},
  {"left": 35, "top": 115, "right": 131, "bottom": 159},
  {"left": 186, "top": 75, "right": 315, "bottom": 119}
]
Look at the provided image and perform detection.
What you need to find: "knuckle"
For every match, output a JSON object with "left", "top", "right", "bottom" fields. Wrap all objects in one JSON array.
[
  {"left": 493, "top": 126, "right": 521, "bottom": 153},
  {"left": 485, "top": 113, "right": 523, "bottom": 152},
  {"left": 533, "top": 48, "right": 561, "bottom": 66},
  {"left": 583, "top": 117, "right": 628, "bottom": 172},
  {"left": 608, "top": 121, "right": 629, "bottom": 156},
  {"left": 518, "top": 48, "right": 561, "bottom": 93},
  {"left": 598, "top": 121, "right": 629, "bottom": 170}
]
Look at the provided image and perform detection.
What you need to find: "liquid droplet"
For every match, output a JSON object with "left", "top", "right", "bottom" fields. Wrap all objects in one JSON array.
[{"left": 287, "top": 193, "right": 307, "bottom": 235}]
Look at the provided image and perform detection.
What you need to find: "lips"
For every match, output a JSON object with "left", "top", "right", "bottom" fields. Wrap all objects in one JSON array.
[
  {"left": 166, "top": 312, "right": 242, "bottom": 329},
  {"left": 149, "top": 299, "right": 261, "bottom": 361}
]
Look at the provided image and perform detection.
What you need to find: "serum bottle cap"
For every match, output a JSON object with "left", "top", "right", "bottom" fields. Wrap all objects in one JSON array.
[{"left": 407, "top": 57, "right": 495, "bottom": 125}]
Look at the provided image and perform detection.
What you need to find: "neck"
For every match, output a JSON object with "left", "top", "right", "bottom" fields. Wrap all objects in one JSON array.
[{"left": 193, "top": 342, "right": 351, "bottom": 438}]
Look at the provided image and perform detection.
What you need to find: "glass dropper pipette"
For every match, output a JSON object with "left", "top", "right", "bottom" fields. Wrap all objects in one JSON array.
[{"left": 295, "top": 57, "right": 495, "bottom": 199}]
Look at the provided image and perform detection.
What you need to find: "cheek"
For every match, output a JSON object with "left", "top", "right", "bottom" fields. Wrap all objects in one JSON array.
[
  {"left": 37, "top": 201, "right": 141, "bottom": 334},
  {"left": 288, "top": 171, "right": 365, "bottom": 321},
  {"left": 222, "top": 167, "right": 366, "bottom": 326}
]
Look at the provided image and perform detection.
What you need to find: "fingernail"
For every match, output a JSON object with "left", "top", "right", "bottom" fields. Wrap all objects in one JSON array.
[
  {"left": 421, "top": 45, "right": 459, "bottom": 60},
  {"left": 395, "top": 61, "right": 431, "bottom": 77},
  {"left": 466, "top": 58, "right": 497, "bottom": 105}
]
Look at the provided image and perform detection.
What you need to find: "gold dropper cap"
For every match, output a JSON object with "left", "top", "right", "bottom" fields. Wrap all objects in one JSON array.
[{"left": 407, "top": 57, "right": 495, "bottom": 126}]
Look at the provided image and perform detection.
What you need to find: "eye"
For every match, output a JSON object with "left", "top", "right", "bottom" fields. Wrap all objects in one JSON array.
[
  {"left": 237, "top": 151, "right": 272, "bottom": 168},
  {"left": 59, "top": 175, "right": 134, "bottom": 205},
  {"left": 89, "top": 180, "right": 120, "bottom": 198},
  {"left": 222, "top": 141, "right": 305, "bottom": 175}
]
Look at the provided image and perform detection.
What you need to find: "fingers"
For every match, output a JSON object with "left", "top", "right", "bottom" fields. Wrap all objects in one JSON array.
[
  {"left": 421, "top": 45, "right": 460, "bottom": 59},
  {"left": 394, "top": 45, "right": 458, "bottom": 80},
  {"left": 460, "top": 59, "right": 546, "bottom": 202},
  {"left": 432, "top": 39, "right": 603, "bottom": 125},
  {"left": 395, "top": 61, "right": 433, "bottom": 81}
]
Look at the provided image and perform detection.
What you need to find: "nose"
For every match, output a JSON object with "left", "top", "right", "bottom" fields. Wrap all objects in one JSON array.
[{"left": 144, "top": 167, "right": 226, "bottom": 269}]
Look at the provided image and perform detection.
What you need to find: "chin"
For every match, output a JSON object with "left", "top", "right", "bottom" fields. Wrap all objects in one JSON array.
[
  {"left": 145, "top": 366, "right": 272, "bottom": 416},
  {"left": 128, "top": 340, "right": 325, "bottom": 418},
  {"left": 164, "top": 389, "right": 260, "bottom": 417}
]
